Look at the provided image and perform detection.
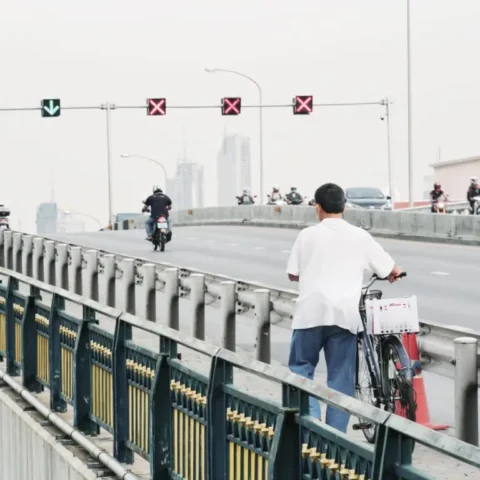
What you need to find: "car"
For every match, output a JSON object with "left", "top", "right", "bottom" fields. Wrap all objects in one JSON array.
[{"left": 345, "top": 187, "right": 392, "bottom": 210}]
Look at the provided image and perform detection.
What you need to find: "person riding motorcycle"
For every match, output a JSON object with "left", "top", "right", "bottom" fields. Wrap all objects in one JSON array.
[
  {"left": 142, "top": 185, "right": 172, "bottom": 242},
  {"left": 430, "top": 182, "right": 447, "bottom": 212},
  {"left": 269, "top": 185, "right": 283, "bottom": 202},
  {"left": 237, "top": 187, "right": 255, "bottom": 205},
  {"left": 467, "top": 176, "right": 480, "bottom": 214},
  {"left": 285, "top": 186, "right": 303, "bottom": 205}
]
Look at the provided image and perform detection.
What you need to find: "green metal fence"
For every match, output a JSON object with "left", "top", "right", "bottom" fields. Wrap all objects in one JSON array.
[{"left": 0, "top": 268, "right": 479, "bottom": 479}]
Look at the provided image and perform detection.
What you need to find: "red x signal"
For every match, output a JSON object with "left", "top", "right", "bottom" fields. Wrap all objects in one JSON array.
[
  {"left": 294, "top": 95, "right": 313, "bottom": 115},
  {"left": 222, "top": 97, "right": 241, "bottom": 116},
  {"left": 147, "top": 98, "right": 166, "bottom": 116}
]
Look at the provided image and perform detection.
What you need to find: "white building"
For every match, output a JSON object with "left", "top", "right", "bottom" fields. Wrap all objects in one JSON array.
[
  {"left": 167, "top": 157, "right": 204, "bottom": 211},
  {"left": 217, "top": 134, "right": 251, "bottom": 206}
]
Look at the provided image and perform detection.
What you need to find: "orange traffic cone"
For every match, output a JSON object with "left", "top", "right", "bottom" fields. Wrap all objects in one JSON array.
[{"left": 397, "top": 333, "right": 449, "bottom": 430}]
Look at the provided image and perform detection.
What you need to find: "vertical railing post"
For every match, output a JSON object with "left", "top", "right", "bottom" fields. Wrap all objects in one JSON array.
[
  {"left": 21, "top": 295, "right": 41, "bottom": 392},
  {"left": 69, "top": 247, "right": 83, "bottom": 295},
  {"left": 103, "top": 254, "right": 116, "bottom": 308},
  {"left": 55, "top": 244, "right": 69, "bottom": 290},
  {"left": 143, "top": 263, "right": 156, "bottom": 321},
  {"left": 454, "top": 337, "right": 479, "bottom": 446},
  {"left": 190, "top": 274, "right": 205, "bottom": 340},
  {"left": 22, "top": 235, "right": 33, "bottom": 278},
  {"left": 254, "top": 289, "right": 271, "bottom": 364},
  {"left": 207, "top": 355, "right": 233, "bottom": 479},
  {"left": 122, "top": 259, "right": 136, "bottom": 314},
  {"left": 84, "top": 250, "right": 99, "bottom": 302},
  {"left": 73, "top": 310, "right": 99, "bottom": 435},
  {"left": 5, "top": 275, "right": 19, "bottom": 376},
  {"left": 49, "top": 293, "right": 67, "bottom": 412},
  {"left": 33, "top": 237, "right": 45, "bottom": 282},
  {"left": 220, "top": 281, "right": 236, "bottom": 351},
  {"left": 165, "top": 268, "right": 179, "bottom": 330},
  {"left": 149, "top": 354, "right": 171, "bottom": 479},
  {"left": 44, "top": 240, "right": 56, "bottom": 286},
  {"left": 12, "top": 233, "right": 23, "bottom": 273},
  {"left": 4, "top": 230, "right": 13, "bottom": 270},
  {"left": 113, "top": 316, "right": 133, "bottom": 464}
]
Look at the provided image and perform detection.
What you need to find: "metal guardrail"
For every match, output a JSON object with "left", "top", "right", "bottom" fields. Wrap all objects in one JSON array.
[
  {"left": 0, "top": 229, "right": 478, "bottom": 380},
  {"left": 0, "top": 268, "right": 479, "bottom": 479}
]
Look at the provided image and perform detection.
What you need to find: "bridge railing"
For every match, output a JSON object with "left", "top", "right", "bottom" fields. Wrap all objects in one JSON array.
[
  {"left": 1, "top": 268, "right": 479, "bottom": 479},
  {"left": 1, "top": 229, "right": 478, "bottom": 381}
]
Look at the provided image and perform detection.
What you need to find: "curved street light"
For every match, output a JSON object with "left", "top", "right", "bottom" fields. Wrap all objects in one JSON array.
[
  {"left": 205, "top": 67, "right": 264, "bottom": 200},
  {"left": 120, "top": 154, "right": 168, "bottom": 186}
]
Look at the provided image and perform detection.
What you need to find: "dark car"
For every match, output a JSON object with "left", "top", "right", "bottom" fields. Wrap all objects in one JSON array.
[{"left": 345, "top": 187, "right": 392, "bottom": 210}]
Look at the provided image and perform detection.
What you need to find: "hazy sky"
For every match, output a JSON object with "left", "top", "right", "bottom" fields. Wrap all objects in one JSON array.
[{"left": 1, "top": 0, "right": 480, "bottom": 231}]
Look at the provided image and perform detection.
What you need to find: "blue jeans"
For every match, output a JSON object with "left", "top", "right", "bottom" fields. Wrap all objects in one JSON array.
[
  {"left": 288, "top": 325, "right": 357, "bottom": 433},
  {"left": 145, "top": 216, "right": 172, "bottom": 236}
]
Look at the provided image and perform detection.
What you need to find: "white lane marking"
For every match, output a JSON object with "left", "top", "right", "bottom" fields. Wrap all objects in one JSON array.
[
  {"left": 431, "top": 271, "right": 450, "bottom": 276},
  {"left": 206, "top": 240, "right": 216, "bottom": 243},
  {"left": 188, "top": 237, "right": 197, "bottom": 240},
  {"left": 253, "top": 246, "right": 265, "bottom": 250},
  {"left": 229, "top": 243, "right": 239, "bottom": 246}
]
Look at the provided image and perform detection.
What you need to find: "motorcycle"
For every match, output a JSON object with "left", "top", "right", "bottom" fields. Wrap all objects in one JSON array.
[
  {"left": 472, "top": 195, "right": 480, "bottom": 215},
  {"left": 236, "top": 195, "right": 257, "bottom": 206},
  {"left": 265, "top": 195, "right": 287, "bottom": 206},
  {"left": 0, "top": 205, "right": 11, "bottom": 230},
  {"left": 0, "top": 218, "right": 9, "bottom": 230},
  {"left": 152, "top": 214, "right": 170, "bottom": 252},
  {"left": 286, "top": 195, "right": 308, "bottom": 205},
  {"left": 432, "top": 197, "right": 448, "bottom": 214}
]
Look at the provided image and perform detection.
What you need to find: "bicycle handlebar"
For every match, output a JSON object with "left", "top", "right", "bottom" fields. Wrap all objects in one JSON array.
[{"left": 373, "top": 272, "right": 407, "bottom": 281}]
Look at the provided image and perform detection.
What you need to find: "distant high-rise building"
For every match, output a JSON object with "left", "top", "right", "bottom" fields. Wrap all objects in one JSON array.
[
  {"left": 36, "top": 202, "right": 58, "bottom": 234},
  {"left": 217, "top": 134, "right": 251, "bottom": 206},
  {"left": 167, "top": 157, "right": 204, "bottom": 211}
]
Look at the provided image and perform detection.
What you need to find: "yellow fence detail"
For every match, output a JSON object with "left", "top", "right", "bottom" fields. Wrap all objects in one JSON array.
[
  {"left": 60, "top": 325, "right": 77, "bottom": 400},
  {"left": 13, "top": 303, "right": 24, "bottom": 365},
  {"left": 90, "top": 341, "right": 113, "bottom": 428},
  {"left": 127, "top": 360, "right": 154, "bottom": 454},
  {"left": 35, "top": 313, "right": 50, "bottom": 384},
  {"left": 0, "top": 312, "right": 6, "bottom": 353},
  {"left": 301, "top": 443, "right": 365, "bottom": 479},
  {"left": 226, "top": 407, "right": 274, "bottom": 480},
  {"left": 171, "top": 380, "right": 207, "bottom": 480}
]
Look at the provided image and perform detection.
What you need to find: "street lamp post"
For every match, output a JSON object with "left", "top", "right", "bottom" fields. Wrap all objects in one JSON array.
[
  {"left": 205, "top": 68, "right": 264, "bottom": 200},
  {"left": 383, "top": 98, "right": 394, "bottom": 209},
  {"left": 120, "top": 154, "right": 168, "bottom": 186},
  {"left": 407, "top": 0, "right": 413, "bottom": 207}
]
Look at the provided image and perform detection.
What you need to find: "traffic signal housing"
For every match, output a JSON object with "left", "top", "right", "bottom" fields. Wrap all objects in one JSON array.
[
  {"left": 293, "top": 95, "right": 313, "bottom": 115},
  {"left": 222, "top": 97, "right": 241, "bottom": 115},
  {"left": 147, "top": 98, "right": 166, "bottom": 116}
]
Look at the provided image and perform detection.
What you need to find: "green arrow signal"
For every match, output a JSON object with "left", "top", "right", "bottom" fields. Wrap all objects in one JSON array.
[{"left": 41, "top": 99, "right": 61, "bottom": 117}]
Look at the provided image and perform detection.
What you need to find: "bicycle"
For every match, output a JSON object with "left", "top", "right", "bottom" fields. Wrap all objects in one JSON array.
[{"left": 353, "top": 273, "right": 417, "bottom": 444}]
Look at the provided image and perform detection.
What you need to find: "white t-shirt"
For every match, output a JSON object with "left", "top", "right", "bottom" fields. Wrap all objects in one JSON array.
[{"left": 286, "top": 218, "right": 395, "bottom": 334}]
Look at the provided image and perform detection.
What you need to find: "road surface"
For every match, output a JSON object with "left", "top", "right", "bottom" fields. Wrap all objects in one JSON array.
[{"left": 51, "top": 225, "right": 480, "bottom": 330}]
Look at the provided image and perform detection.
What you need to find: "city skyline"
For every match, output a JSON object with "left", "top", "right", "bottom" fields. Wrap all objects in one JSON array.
[{"left": 217, "top": 133, "right": 252, "bottom": 206}]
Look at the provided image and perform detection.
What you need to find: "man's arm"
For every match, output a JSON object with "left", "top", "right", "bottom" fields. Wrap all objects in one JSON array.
[
  {"left": 365, "top": 234, "right": 402, "bottom": 283},
  {"left": 142, "top": 196, "right": 152, "bottom": 213},
  {"left": 286, "top": 232, "right": 302, "bottom": 282}
]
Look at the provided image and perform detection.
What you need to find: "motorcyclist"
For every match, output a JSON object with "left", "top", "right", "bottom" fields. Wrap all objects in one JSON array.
[
  {"left": 269, "top": 185, "right": 283, "bottom": 202},
  {"left": 285, "top": 186, "right": 303, "bottom": 205},
  {"left": 430, "top": 182, "right": 447, "bottom": 212},
  {"left": 237, "top": 187, "right": 255, "bottom": 205},
  {"left": 467, "top": 176, "right": 480, "bottom": 214},
  {"left": 142, "top": 184, "right": 172, "bottom": 242}
]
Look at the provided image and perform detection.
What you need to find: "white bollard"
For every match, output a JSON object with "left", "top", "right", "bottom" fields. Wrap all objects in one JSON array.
[
  {"left": 4, "top": 231, "right": 13, "bottom": 270},
  {"left": 190, "top": 274, "right": 205, "bottom": 340},
  {"left": 103, "top": 254, "right": 116, "bottom": 308},
  {"left": 164, "top": 268, "right": 179, "bottom": 330},
  {"left": 142, "top": 264, "right": 156, "bottom": 322},
  {"left": 69, "top": 247, "right": 82, "bottom": 295},
  {"left": 254, "top": 289, "right": 271, "bottom": 364},
  {"left": 84, "top": 250, "right": 99, "bottom": 301},
  {"left": 32, "top": 237, "right": 45, "bottom": 282},
  {"left": 122, "top": 259, "right": 136, "bottom": 314}
]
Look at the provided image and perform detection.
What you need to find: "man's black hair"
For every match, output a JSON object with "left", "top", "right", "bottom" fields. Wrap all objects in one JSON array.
[{"left": 314, "top": 183, "right": 346, "bottom": 214}]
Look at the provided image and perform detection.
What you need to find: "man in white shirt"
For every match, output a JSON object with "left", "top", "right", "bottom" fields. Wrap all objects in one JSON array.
[{"left": 286, "top": 183, "right": 403, "bottom": 433}]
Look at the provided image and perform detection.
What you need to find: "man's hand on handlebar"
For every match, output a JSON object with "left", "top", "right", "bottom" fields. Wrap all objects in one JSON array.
[{"left": 387, "top": 266, "right": 405, "bottom": 283}]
